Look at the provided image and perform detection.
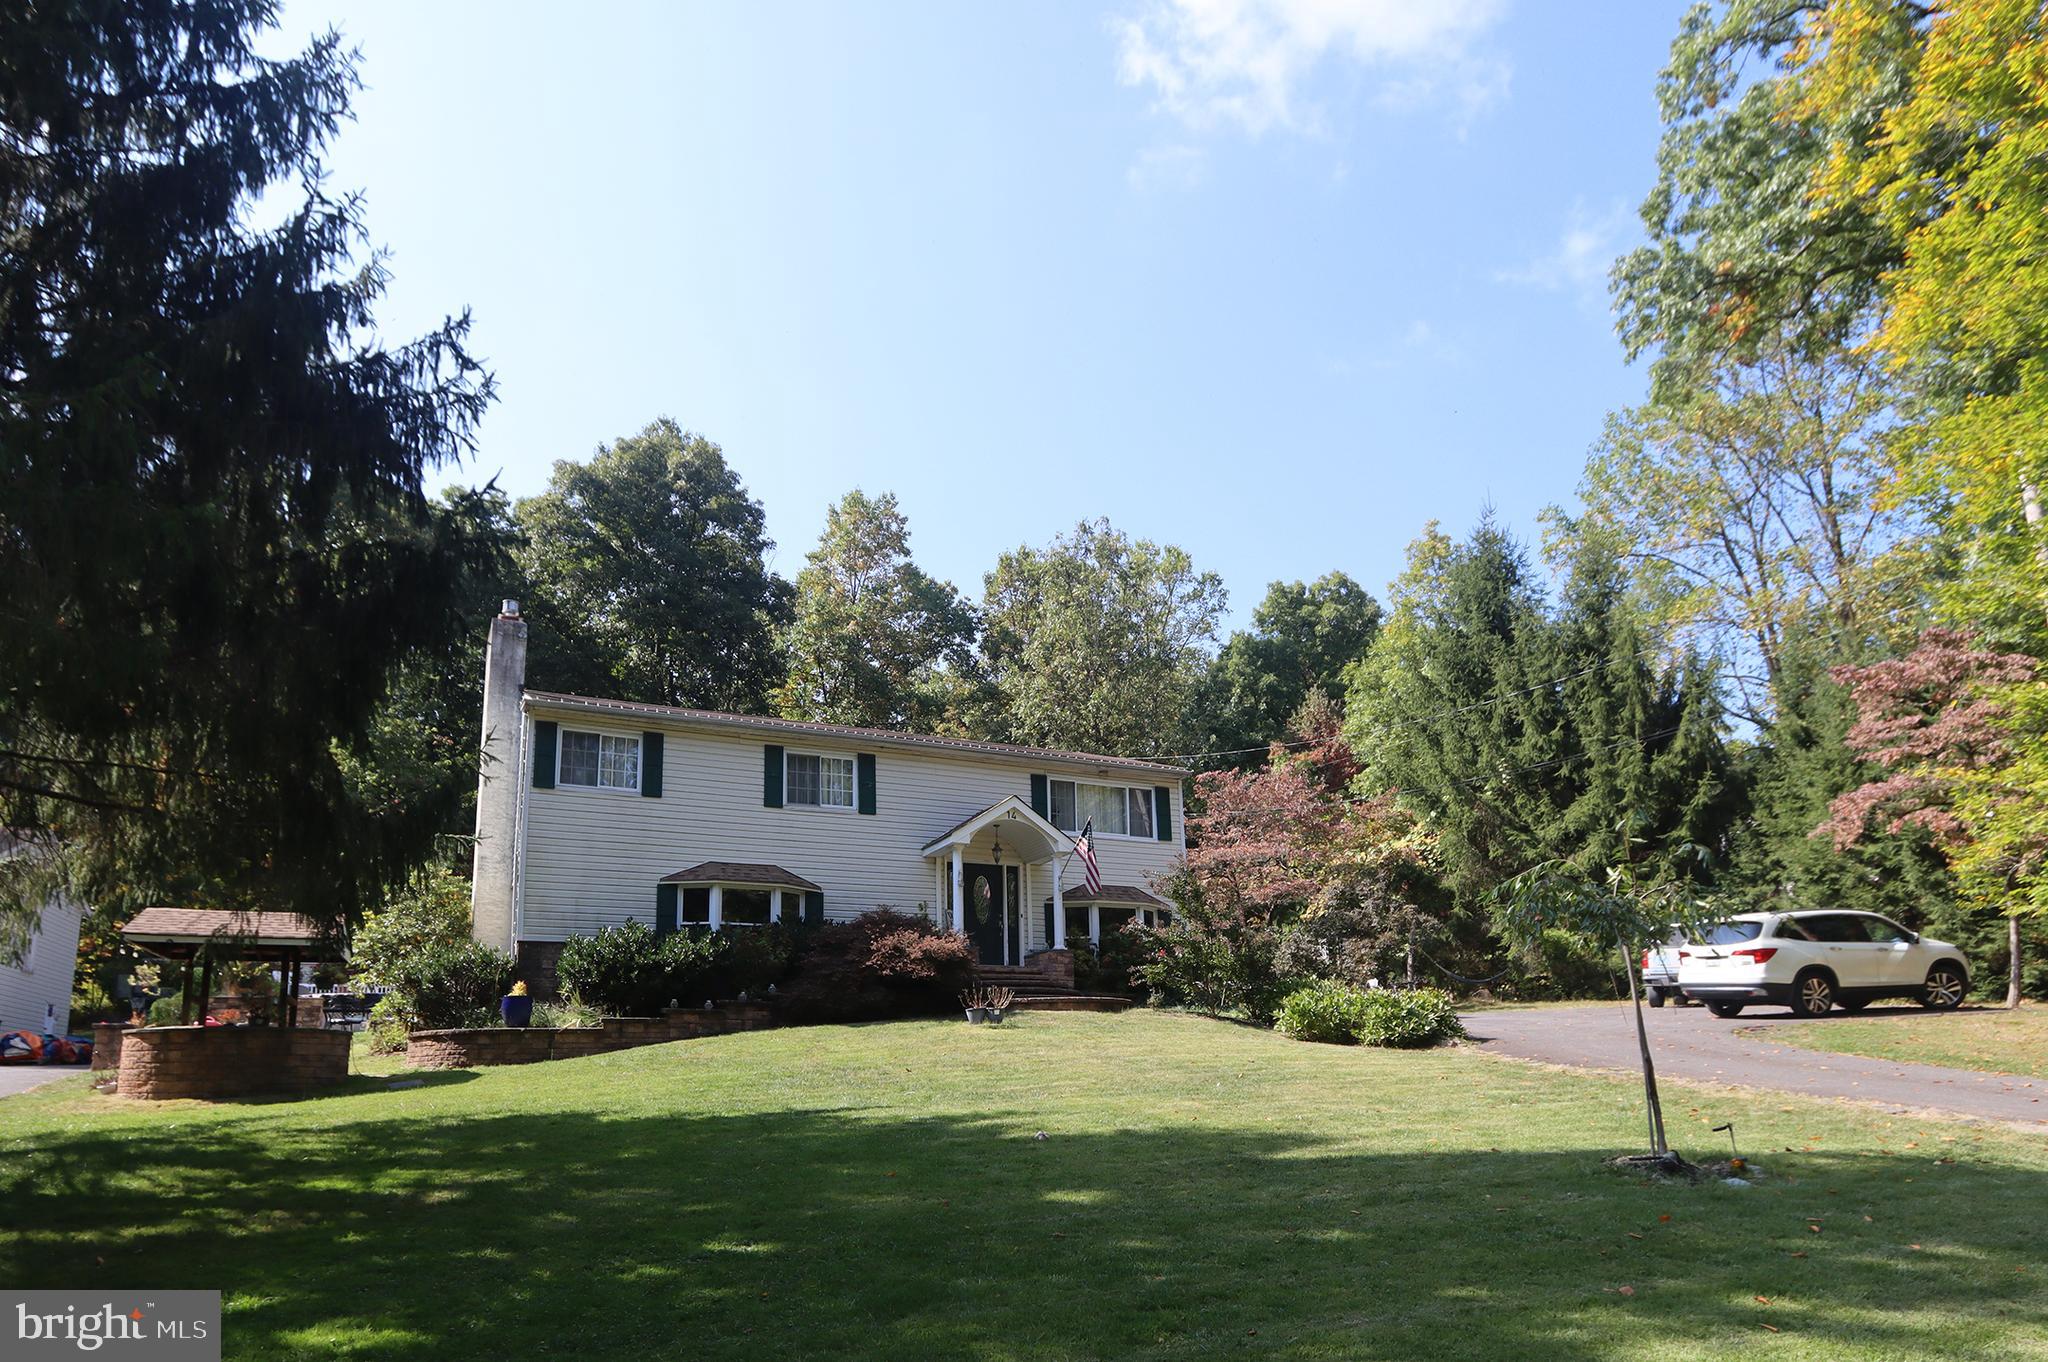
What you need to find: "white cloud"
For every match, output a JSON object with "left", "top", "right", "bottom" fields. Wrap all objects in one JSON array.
[
  {"left": 1126, "top": 143, "right": 1210, "bottom": 191},
  {"left": 1495, "top": 200, "right": 1633, "bottom": 305},
  {"left": 1114, "top": 0, "right": 1509, "bottom": 137}
]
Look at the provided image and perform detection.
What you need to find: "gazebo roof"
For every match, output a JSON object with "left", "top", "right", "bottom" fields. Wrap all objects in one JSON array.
[{"left": 120, "top": 908, "right": 345, "bottom": 960}]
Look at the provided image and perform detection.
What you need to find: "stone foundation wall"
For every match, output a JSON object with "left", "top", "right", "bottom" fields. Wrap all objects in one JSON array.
[
  {"left": 116, "top": 1025, "right": 350, "bottom": 1101},
  {"left": 515, "top": 940, "right": 565, "bottom": 1001},
  {"left": 407, "top": 1002, "right": 781, "bottom": 1070}
]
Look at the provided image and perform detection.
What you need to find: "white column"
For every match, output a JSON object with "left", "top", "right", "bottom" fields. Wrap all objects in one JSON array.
[
  {"left": 933, "top": 860, "right": 944, "bottom": 922},
  {"left": 708, "top": 885, "right": 723, "bottom": 931},
  {"left": 950, "top": 848, "right": 965, "bottom": 935},
  {"left": 1088, "top": 904, "right": 1101, "bottom": 947},
  {"left": 1051, "top": 857, "right": 1066, "bottom": 949},
  {"left": 1022, "top": 862, "right": 1033, "bottom": 950}
]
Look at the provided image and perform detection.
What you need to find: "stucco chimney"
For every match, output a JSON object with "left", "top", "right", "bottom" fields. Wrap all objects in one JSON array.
[{"left": 470, "top": 600, "right": 526, "bottom": 952}]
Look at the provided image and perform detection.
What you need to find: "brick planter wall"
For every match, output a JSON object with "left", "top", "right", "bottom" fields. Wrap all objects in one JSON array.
[
  {"left": 91, "top": 1023, "right": 127, "bottom": 1072},
  {"left": 407, "top": 1002, "right": 784, "bottom": 1070},
  {"left": 116, "top": 1026, "right": 350, "bottom": 1101},
  {"left": 1027, "top": 948, "right": 1075, "bottom": 990}
]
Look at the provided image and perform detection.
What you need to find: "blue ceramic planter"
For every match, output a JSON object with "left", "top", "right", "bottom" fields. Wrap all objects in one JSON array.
[{"left": 500, "top": 994, "right": 533, "bottom": 1028}]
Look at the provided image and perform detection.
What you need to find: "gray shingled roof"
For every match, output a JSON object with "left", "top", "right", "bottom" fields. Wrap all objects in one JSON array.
[
  {"left": 658, "top": 862, "right": 822, "bottom": 892},
  {"left": 525, "top": 691, "right": 1188, "bottom": 776}
]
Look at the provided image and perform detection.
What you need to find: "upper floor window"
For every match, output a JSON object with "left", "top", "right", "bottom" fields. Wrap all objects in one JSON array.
[
  {"left": 1049, "top": 779, "right": 1152, "bottom": 838},
  {"left": 559, "top": 730, "right": 640, "bottom": 791},
  {"left": 787, "top": 751, "right": 855, "bottom": 809}
]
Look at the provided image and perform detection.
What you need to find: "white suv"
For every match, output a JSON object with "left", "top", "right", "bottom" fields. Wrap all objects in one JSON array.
[{"left": 1678, "top": 910, "right": 1970, "bottom": 1019}]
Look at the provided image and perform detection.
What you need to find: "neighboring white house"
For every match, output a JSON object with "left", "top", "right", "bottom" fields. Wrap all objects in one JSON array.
[
  {"left": 0, "top": 837, "right": 83, "bottom": 1036},
  {"left": 468, "top": 602, "right": 1186, "bottom": 977}
]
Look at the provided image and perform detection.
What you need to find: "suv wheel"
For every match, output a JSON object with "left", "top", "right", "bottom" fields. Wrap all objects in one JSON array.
[
  {"left": 1792, "top": 969, "right": 1834, "bottom": 1018},
  {"left": 1648, "top": 989, "right": 1667, "bottom": 1009},
  {"left": 1705, "top": 1001, "right": 1745, "bottom": 1018},
  {"left": 1921, "top": 964, "right": 1967, "bottom": 1011}
]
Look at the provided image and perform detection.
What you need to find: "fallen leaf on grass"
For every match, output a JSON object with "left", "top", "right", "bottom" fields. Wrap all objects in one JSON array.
[
  {"left": 1658, "top": 1214, "right": 1672, "bottom": 1223},
  {"left": 1617, "top": 1286, "right": 1636, "bottom": 1297},
  {"left": 1760, "top": 1323, "right": 1781, "bottom": 1333},
  {"left": 1626, "top": 1232, "right": 1644, "bottom": 1241},
  {"left": 1755, "top": 1296, "right": 1771, "bottom": 1306},
  {"left": 1789, "top": 1252, "right": 1807, "bottom": 1259}
]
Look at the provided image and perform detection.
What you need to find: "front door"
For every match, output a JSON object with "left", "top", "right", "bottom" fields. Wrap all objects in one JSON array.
[{"left": 962, "top": 862, "right": 1006, "bottom": 965}]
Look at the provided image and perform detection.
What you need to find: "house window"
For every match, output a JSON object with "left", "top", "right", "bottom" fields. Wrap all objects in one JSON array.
[
  {"left": 682, "top": 888, "right": 711, "bottom": 925},
  {"left": 722, "top": 888, "right": 773, "bottom": 927},
  {"left": 786, "top": 752, "right": 855, "bottom": 809},
  {"left": 1049, "top": 779, "right": 1152, "bottom": 838},
  {"left": 559, "top": 730, "right": 640, "bottom": 791}
]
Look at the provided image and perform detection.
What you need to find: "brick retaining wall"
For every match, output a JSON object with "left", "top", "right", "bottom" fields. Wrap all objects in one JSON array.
[
  {"left": 407, "top": 1002, "right": 780, "bottom": 1069},
  {"left": 115, "top": 1025, "right": 351, "bottom": 1101}
]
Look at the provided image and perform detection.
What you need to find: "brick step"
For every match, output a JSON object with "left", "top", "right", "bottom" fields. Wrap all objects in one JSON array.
[{"left": 1011, "top": 995, "right": 1134, "bottom": 1013}]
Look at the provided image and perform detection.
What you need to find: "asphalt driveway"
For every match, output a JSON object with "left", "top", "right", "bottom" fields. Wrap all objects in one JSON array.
[
  {"left": 0, "top": 1064, "right": 85, "bottom": 1099},
  {"left": 1462, "top": 1002, "right": 2047, "bottom": 1127}
]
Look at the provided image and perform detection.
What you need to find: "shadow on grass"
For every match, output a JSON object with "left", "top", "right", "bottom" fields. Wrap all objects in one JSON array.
[{"left": 5, "top": 1100, "right": 2043, "bottom": 1360}]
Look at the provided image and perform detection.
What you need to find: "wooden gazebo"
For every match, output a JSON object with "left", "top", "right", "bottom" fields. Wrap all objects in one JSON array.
[{"left": 120, "top": 908, "right": 345, "bottom": 1026}]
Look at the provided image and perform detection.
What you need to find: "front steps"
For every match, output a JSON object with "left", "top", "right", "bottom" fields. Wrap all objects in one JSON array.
[{"left": 972, "top": 964, "right": 1072, "bottom": 997}]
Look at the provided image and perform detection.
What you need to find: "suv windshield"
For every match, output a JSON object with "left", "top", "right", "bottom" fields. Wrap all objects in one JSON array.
[{"left": 1697, "top": 920, "right": 1764, "bottom": 945}]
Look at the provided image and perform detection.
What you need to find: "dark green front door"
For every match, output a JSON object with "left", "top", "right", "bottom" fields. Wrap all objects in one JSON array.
[{"left": 962, "top": 862, "right": 1005, "bottom": 964}]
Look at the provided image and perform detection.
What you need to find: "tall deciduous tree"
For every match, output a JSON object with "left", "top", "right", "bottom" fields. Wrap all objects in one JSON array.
[
  {"left": 0, "top": 0, "right": 499, "bottom": 931},
  {"left": 1557, "top": 336, "right": 1931, "bottom": 723},
  {"left": 979, "top": 519, "right": 1226, "bottom": 756},
  {"left": 515, "top": 420, "right": 790, "bottom": 713},
  {"left": 1193, "top": 573, "right": 1381, "bottom": 767},
  {"left": 774, "top": 491, "right": 979, "bottom": 731}
]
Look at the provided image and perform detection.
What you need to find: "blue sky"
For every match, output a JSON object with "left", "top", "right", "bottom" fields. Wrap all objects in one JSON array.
[{"left": 272, "top": 0, "right": 1687, "bottom": 632}]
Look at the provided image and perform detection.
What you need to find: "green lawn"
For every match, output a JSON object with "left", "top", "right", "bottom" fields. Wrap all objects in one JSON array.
[
  {"left": 4, "top": 1012, "right": 2044, "bottom": 1360},
  {"left": 1760, "top": 1006, "right": 2048, "bottom": 1080}
]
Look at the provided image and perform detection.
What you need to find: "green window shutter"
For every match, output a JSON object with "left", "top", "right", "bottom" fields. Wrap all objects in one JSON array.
[
  {"left": 856, "top": 753, "right": 877, "bottom": 815},
  {"left": 641, "top": 732, "right": 664, "bottom": 797},
  {"left": 1042, "top": 899, "right": 1053, "bottom": 945},
  {"left": 763, "top": 744, "right": 784, "bottom": 807},
  {"left": 1153, "top": 785, "right": 1173, "bottom": 841},
  {"left": 803, "top": 890, "right": 825, "bottom": 927},
  {"left": 532, "top": 720, "right": 557, "bottom": 789},
  {"left": 655, "top": 884, "right": 678, "bottom": 938},
  {"left": 1029, "top": 774, "right": 1048, "bottom": 820}
]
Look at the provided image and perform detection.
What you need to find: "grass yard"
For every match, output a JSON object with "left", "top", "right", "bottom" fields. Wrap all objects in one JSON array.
[
  {"left": 3, "top": 1011, "right": 2045, "bottom": 1361},
  {"left": 1759, "top": 1006, "right": 2048, "bottom": 1080}
]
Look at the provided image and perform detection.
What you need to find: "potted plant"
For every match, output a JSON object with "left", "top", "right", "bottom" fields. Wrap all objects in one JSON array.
[
  {"left": 500, "top": 980, "right": 533, "bottom": 1028},
  {"left": 984, "top": 986, "right": 1015, "bottom": 1024},
  {"left": 959, "top": 987, "right": 988, "bottom": 1023}
]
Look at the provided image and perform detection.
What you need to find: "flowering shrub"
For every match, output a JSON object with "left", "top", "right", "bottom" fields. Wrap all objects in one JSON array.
[{"left": 865, "top": 926, "right": 975, "bottom": 982}]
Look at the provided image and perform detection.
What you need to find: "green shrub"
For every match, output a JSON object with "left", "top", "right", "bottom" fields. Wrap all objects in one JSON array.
[
  {"left": 1355, "top": 987, "right": 1464, "bottom": 1049},
  {"left": 1275, "top": 983, "right": 1464, "bottom": 1048},
  {"left": 1093, "top": 925, "right": 1155, "bottom": 998},
  {"left": 1527, "top": 928, "right": 1620, "bottom": 1000},
  {"left": 1276, "top": 980, "right": 1373, "bottom": 1044},
  {"left": 383, "top": 939, "right": 514, "bottom": 1030},
  {"left": 778, "top": 909, "right": 972, "bottom": 1023},
  {"left": 146, "top": 992, "right": 186, "bottom": 1027},
  {"left": 365, "top": 994, "right": 411, "bottom": 1054},
  {"left": 558, "top": 921, "right": 669, "bottom": 1014},
  {"left": 349, "top": 874, "right": 474, "bottom": 993}
]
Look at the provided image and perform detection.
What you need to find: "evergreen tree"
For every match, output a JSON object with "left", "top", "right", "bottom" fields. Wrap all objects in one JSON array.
[
  {"left": 0, "top": 0, "right": 499, "bottom": 928},
  {"left": 1348, "top": 522, "right": 1732, "bottom": 907}
]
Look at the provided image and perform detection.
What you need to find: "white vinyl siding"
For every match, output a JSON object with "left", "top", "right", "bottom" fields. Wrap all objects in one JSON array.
[
  {"left": 0, "top": 891, "right": 81, "bottom": 1035},
  {"left": 559, "top": 730, "right": 639, "bottom": 791},
  {"left": 786, "top": 751, "right": 855, "bottom": 809},
  {"left": 518, "top": 715, "right": 1183, "bottom": 943},
  {"left": 1049, "top": 779, "right": 1153, "bottom": 839}
]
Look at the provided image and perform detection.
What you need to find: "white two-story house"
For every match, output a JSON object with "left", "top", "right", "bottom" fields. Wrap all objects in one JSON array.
[{"left": 468, "top": 602, "right": 1186, "bottom": 985}]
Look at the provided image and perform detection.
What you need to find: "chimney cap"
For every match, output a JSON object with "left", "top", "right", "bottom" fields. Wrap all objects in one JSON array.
[{"left": 501, "top": 598, "right": 521, "bottom": 618}]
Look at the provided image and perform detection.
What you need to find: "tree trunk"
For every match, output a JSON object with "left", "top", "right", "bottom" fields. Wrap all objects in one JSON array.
[
  {"left": 2009, "top": 911, "right": 2023, "bottom": 1010},
  {"left": 1621, "top": 944, "right": 1669, "bottom": 1156}
]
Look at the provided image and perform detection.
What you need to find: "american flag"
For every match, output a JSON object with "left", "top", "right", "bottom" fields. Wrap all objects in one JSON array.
[{"left": 1074, "top": 818, "right": 1102, "bottom": 896}]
